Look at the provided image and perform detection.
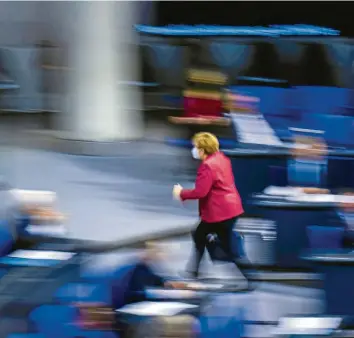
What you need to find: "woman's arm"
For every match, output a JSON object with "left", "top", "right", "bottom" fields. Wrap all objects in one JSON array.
[{"left": 180, "top": 164, "right": 213, "bottom": 201}]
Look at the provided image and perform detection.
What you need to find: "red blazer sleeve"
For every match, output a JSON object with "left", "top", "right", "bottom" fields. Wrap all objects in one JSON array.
[{"left": 180, "top": 164, "right": 213, "bottom": 201}]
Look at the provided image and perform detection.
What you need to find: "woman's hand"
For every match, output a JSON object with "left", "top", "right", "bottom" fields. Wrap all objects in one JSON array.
[
  {"left": 173, "top": 184, "right": 183, "bottom": 200},
  {"left": 301, "top": 187, "right": 329, "bottom": 195},
  {"left": 164, "top": 281, "right": 187, "bottom": 289}
]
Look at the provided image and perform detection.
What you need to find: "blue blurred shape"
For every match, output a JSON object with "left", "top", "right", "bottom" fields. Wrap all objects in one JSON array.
[
  {"left": 199, "top": 294, "right": 245, "bottom": 338},
  {"left": 0, "top": 222, "right": 14, "bottom": 257},
  {"left": 30, "top": 305, "right": 117, "bottom": 338},
  {"left": 162, "top": 94, "right": 182, "bottom": 106},
  {"left": 55, "top": 282, "right": 111, "bottom": 304},
  {"left": 6, "top": 335, "right": 45, "bottom": 338},
  {"left": 295, "top": 86, "right": 348, "bottom": 115},
  {"left": 307, "top": 226, "right": 344, "bottom": 250},
  {"left": 135, "top": 24, "right": 339, "bottom": 36},
  {"left": 324, "top": 115, "right": 354, "bottom": 147},
  {"left": 269, "top": 166, "right": 287, "bottom": 187},
  {"left": 30, "top": 305, "right": 79, "bottom": 338}
]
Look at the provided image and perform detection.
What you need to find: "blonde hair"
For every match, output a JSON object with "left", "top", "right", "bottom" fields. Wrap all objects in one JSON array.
[{"left": 192, "top": 132, "right": 219, "bottom": 155}]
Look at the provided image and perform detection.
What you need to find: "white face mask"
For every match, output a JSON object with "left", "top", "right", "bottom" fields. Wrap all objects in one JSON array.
[{"left": 191, "top": 147, "right": 200, "bottom": 160}]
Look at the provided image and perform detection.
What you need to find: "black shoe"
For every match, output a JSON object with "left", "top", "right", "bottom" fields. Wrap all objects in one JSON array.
[
  {"left": 179, "top": 270, "right": 199, "bottom": 279},
  {"left": 234, "top": 256, "right": 252, "bottom": 268}
]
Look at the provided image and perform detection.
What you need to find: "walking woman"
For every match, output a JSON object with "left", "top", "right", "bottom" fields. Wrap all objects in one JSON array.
[{"left": 173, "top": 132, "right": 246, "bottom": 278}]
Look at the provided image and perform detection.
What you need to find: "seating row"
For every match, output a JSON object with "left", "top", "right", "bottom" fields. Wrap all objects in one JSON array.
[
  {"left": 229, "top": 86, "right": 354, "bottom": 146},
  {"left": 231, "top": 86, "right": 354, "bottom": 117}
]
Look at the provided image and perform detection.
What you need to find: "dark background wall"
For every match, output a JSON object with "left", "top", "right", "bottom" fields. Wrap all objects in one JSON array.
[{"left": 156, "top": 1, "right": 354, "bottom": 38}]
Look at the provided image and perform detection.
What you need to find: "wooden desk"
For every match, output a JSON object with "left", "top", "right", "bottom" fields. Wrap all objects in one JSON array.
[{"left": 168, "top": 116, "right": 230, "bottom": 127}]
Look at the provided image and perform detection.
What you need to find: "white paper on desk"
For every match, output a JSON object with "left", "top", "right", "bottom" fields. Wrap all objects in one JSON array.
[
  {"left": 263, "top": 186, "right": 302, "bottom": 196},
  {"left": 145, "top": 289, "right": 195, "bottom": 299},
  {"left": 334, "top": 195, "right": 354, "bottom": 204},
  {"left": 116, "top": 301, "right": 197, "bottom": 316},
  {"left": 26, "top": 225, "right": 68, "bottom": 236},
  {"left": 286, "top": 194, "right": 335, "bottom": 203},
  {"left": 281, "top": 143, "right": 312, "bottom": 150},
  {"left": 8, "top": 250, "right": 74, "bottom": 260},
  {"left": 10, "top": 189, "right": 56, "bottom": 206},
  {"left": 186, "top": 282, "right": 224, "bottom": 290}
]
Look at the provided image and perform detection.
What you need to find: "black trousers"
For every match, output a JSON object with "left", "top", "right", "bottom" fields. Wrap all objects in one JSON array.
[{"left": 189, "top": 216, "right": 239, "bottom": 275}]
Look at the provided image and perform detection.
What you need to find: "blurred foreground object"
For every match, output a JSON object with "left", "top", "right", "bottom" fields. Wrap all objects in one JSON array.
[
  {"left": 169, "top": 68, "right": 229, "bottom": 126},
  {"left": 126, "top": 315, "right": 198, "bottom": 338},
  {"left": 76, "top": 302, "right": 115, "bottom": 330},
  {"left": 274, "top": 316, "right": 342, "bottom": 336},
  {"left": 289, "top": 136, "right": 329, "bottom": 191},
  {"left": 10, "top": 189, "right": 56, "bottom": 206},
  {"left": 10, "top": 189, "right": 66, "bottom": 224},
  {"left": 227, "top": 89, "right": 283, "bottom": 146}
]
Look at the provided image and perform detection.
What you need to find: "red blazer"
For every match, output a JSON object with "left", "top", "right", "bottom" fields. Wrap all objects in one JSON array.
[{"left": 180, "top": 151, "right": 244, "bottom": 223}]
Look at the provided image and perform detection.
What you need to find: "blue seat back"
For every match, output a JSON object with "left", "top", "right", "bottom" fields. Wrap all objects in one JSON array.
[
  {"left": 29, "top": 304, "right": 117, "bottom": 338},
  {"left": 323, "top": 115, "right": 354, "bottom": 147},
  {"left": 307, "top": 226, "right": 344, "bottom": 250},
  {"left": 55, "top": 282, "right": 111, "bottom": 305},
  {"left": 300, "top": 113, "right": 327, "bottom": 131},
  {"left": 294, "top": 86, "right": 348, "bottom": 115},
  {"left": 15, "top": 214, "right": 31, "bottom": 235},
  {"left": 0, "top": 222, "right": 14, "bottom": 257},
  {"left": 29, "top": 305, "right": 79, "bottom": 338},
  {"left": 231, "top": 86, "right": 285, "bottom": 115},
  {"left": 288, "top": 158, "right": 327, "bottom": 188},
  {"left": 111, "top": 264, "right": 136, "bottom": 308},
  {"left": 199, "top": 294, "right": 245, "bottom": 338},
  {"left": 81, "top": 261, "right": 136, "bottom": 309}
]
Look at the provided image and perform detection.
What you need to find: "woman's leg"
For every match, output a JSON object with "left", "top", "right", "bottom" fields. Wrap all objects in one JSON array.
[
  {"left": 186, "top": 221, "right": 209, "bottom": 277},
  {"left": 214, "top": 217, "right": 237, "bottom": 261},
  {"left": 216, "top": 217, "right": 252, "bottom": 272}
]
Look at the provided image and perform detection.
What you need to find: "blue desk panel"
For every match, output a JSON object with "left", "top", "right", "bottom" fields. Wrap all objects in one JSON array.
[
  {"left": 254, "top": 198, "right": 336, "bottom": 269},
  {"left": 304, "top": 250, "right": 354, "bottom": 316}
]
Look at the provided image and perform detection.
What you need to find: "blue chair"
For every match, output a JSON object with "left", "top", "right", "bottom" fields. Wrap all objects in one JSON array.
[
  {"left": 9, "top": 213, "right": 31, "bottom": 237},
  {"left": 324, "top": 115, "right": 354, "bottom": 147},
  {"left": 307, "top": 226, "right": 344, "bottom": 250},
  {"left": 111, "top": 264, "right": 138, "bottom": 309},
  {"left": 30, "top": 305, "right": 117, "bottom": 338},
  {"left": 287, "top": 158, "right": 327, "bottom": 188},
  {"left": 55, "top": 282, "right": 111, "bottom": 305},
  {"left": 231, "top": 86, "right": 285, "bottom": 116},
  {"left": 81, "top": 262, "right": 137, "bottom": 309},
  {"left": 0, "top": 223, "right": 14, "bottom": 257},
  {"left": 199, "top": 294, "right": 245, "bottom": 338},
  {"left": 29, "top": 305, "right": 79, "bottom": 338},
  {"left": 300, "top": 113, "right": 327, "bottom": 131},
  {"left": 295, "top": 86, "right": 348, "bottom": 116},
  {"left": 206, "top": 231, "right": 245, "bottom": 262}
]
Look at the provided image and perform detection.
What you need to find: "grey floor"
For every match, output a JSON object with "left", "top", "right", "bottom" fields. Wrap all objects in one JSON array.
[
  {"left": 0, "top": 142, "right": 325, "bottom": 337},
  {"left": 2, "top": 143, "right": 197, "bottom": 241}
]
